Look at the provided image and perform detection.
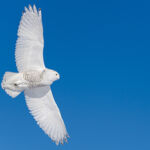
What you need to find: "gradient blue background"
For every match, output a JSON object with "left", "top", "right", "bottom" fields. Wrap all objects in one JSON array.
[{"left": 0, "top": 0, "right": 150, "bottom": 149}]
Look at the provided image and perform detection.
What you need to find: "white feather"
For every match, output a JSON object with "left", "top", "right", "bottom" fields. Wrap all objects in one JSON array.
[
  {"left": 24, "top": 86, "right": 69, "bottom": 145},
  {"left": 4, "top": 89, "right": 21, "bottom": 98},
  {"left": 1, "top": 5, "right": 69, "bottom": 145},
  {"left": 1, "top": 72, "right": 22, "bottom": 98},
  {"left": 15, "top": 5, "right": 45, "bottom": 72}
]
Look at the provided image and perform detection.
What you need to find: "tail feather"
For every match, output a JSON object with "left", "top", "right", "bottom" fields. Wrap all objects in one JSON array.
[
  {"left": 5, "top": 89, "right": 21, "bottom": 98},
  {"left": 3, "top": 72, "right": 17, "bottom": 80},
  {"left": 1, "top": 72, "right": 21, "bottom": 98}
]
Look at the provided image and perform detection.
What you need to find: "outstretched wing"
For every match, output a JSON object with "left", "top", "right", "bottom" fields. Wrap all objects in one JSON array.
[
  {"left": 24, "top": 86, "right": 69, "bottom": 145},
  {"left": 15, "top": 5, "right": 45, "bottom": 72}
]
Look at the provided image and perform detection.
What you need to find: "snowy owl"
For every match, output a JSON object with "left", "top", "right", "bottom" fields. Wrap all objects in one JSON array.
[{"left": 1, "top": 5, "right": 69, "bottom": 145}]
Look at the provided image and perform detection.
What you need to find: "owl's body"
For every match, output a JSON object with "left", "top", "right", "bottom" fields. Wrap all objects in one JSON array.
[
  {"left": 2, "top": 70, "right": 42, "bottom": 91},
  {"left": 2, "top": 68, "right": 59, "bottom": 96}
]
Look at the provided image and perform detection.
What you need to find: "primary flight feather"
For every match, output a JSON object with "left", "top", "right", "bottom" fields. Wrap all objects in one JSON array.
[{"left": 1, "top": 5, "right": 69, "bottom": 145}]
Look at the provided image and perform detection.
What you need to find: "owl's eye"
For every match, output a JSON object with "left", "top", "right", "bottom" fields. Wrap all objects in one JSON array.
[{"left": 55, "top": 73, "right": 60, "bottom": 79}]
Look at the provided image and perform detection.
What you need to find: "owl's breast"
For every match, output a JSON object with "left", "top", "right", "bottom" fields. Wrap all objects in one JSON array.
[{"left": 23, "top": 70, "right": 43, "bottom": 83}]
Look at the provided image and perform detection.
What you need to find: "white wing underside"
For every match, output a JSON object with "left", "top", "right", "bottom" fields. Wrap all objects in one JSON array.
[
  {"left": 25, "top": 86, "right": 68, "bottom": 144},
  {"left": 15, "top": 5, "right": 45, "bottom": 72}
]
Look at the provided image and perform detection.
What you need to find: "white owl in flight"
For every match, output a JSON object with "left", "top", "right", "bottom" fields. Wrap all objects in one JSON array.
[{"left": 1, "top": 5, "right": 69, "bottom": 145}]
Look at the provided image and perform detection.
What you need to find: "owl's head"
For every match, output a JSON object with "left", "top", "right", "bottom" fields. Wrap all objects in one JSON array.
[{"left": 42, "top": 68, "right": 60, "bottom": 85}]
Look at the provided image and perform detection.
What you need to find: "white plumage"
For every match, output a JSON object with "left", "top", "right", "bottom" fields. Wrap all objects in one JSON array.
[
  {"left": 25, "top": 86, "right": 68, "bottom": 144},
  {"left": 16, "top": 5, "right": 44, "bottom": 72},
  {"left": 1, "top": 5, "right": 69, "bottom": 145}
]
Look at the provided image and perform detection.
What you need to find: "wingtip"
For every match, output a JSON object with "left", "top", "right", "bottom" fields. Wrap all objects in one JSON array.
[
  {"left": 64, "top": 137, "right": 68, "bottom": 143},
  {"left": 28, "top": 4, "right": 33, "bottom": 12},
  {"left": 24, "top": 6, "right": 28, "bottom": 12},
  {"left": 67, "top": 133, "right": 70, "bottom": 138},
  {"left": 24, "top": 5, "right": 41, "bottom": 16},
  {"left": 53, "top": 136, "right": 69, "bottom": 145},
  {"left": 38, "top": 8, "right": 42, "bottom": 18},
  {"left": 55, "top": 141, "right": 59, "bottom": 145},
  {"left": 33, "top": 4, "right": 37, "bottom": 13}
]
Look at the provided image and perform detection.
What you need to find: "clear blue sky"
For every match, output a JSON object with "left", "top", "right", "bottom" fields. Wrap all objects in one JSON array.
[{"left": 0, "top": 0, "right": 150, "bottom": 150}]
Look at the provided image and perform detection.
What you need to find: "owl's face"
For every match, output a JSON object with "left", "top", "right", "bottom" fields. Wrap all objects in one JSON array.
[{"left": 43, "top": 68, "right": 60, "bottom": 85}]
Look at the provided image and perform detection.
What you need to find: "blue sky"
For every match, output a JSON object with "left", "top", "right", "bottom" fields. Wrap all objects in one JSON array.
[{"left": 0, "top": 0, "right": 150, "bottom": 149}]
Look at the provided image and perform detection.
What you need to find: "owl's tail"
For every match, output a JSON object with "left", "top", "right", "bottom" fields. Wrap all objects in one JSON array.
[{"left": 1, "top": 72, "right": 22, "bottom": 98}]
